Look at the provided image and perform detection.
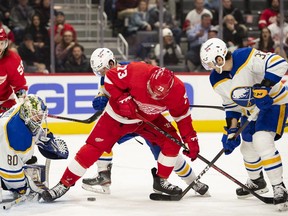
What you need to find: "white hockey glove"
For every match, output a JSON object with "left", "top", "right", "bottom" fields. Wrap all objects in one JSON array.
[{"left": 36, "top": 131, "right": 69, "bottom": 160}]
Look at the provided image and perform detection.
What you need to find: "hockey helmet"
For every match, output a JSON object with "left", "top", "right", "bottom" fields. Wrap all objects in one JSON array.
[
  {"left": 90, "top": 48, "right": 116, "bottom": 76},
  {"left": 147, "top": 67, "right": 174, "bottom": 100},
  {"left": 19, "top": 94, "right": 48, "bottom": 134},
  {"left": 200, "top": 38, "right": 227, "bottom": 73}
]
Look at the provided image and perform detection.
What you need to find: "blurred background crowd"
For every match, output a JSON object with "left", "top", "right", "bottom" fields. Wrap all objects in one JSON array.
[{"left": 1, "top": 0, "right": 288, "bottom": 73}]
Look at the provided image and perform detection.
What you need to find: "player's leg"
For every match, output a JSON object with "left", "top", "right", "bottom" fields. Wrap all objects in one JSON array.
[
  {"left": 138, "top": 115, "right": 182, "bottom": 195},
  {"left": 41, "top": 113, "right": 127, "bottom": 202},
  {"left": 81, "top": 133, "right": 138, "bottom": 194},
  {"left": 82, "top": 152, "right": 113, "bottom": 194},
  {"left": 174, "top": 154, "right": 209, "bottom": 196},
  {"left": 253, "top": 106, "right": 288, "bottom": 210},
  {"left": 146, "top": 139, "right": 209, "bottom": 195},
  {"left": 236, "top": 140, "right": 269, "bottom": 198}
]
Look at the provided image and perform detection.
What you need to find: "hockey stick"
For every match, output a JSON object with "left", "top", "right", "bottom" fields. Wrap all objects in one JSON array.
[
  {"left": 197, "top": 155, "right": 274, "bottom": 204},
  {"left": 136, "top": 109, "right": 259, "bottom": 201},
  {"left": 47, "top": 110, "right": 103, "bottom": 124},
  {"left": 189, "top": 104, "right": 224, "bottom": 111}
]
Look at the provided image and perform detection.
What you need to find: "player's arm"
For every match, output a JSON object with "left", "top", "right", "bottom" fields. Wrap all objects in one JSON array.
[{"left": 8, "top": 57, "right": 28, "bottom": 102}]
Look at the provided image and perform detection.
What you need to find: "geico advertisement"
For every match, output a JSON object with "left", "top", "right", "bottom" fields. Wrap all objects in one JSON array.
[{"left": 25, "top": 74, "right": 223, "bottom": 121}]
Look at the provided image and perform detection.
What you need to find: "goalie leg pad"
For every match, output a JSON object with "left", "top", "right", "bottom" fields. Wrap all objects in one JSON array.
[{"left": 24, "top": 165, "right": 46, "bottom": 184}]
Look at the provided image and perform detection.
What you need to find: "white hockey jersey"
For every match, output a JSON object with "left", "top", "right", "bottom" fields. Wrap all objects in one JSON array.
[
  {"left": 0, "top": 104, "right": 35, "bottom": 191},
  {"left": 210, "top": 47, "right": 288, "bottom": 119}
]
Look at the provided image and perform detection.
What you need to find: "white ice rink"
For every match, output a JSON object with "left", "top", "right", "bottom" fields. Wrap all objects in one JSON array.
[{"left": 1, "top": 132, "right": 288, "bottom": 216}]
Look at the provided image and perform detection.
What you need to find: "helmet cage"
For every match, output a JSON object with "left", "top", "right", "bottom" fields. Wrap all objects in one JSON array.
[{"left": 20, "top": 95, "right": 48, "bottom": 134}]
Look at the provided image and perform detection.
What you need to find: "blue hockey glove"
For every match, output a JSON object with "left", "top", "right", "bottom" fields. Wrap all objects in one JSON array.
[
  {"left": 252, "top": 84, "right": 273, "bottom": 110},
  {"left": 222, "top": 127, "right": 241, "bottom": 155},
  {"left": 36, "top": 130, "right": 69, "bottom": 159},
  {"left": 92, "top": 95, "right": 109, "bottom": 111}
]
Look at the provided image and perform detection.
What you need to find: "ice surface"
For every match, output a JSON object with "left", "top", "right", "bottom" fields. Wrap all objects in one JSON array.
[{"left": 1, "top": 133, "right": 287, "bottom": 216}]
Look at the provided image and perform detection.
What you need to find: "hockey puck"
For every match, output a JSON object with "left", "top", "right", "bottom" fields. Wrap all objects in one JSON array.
[{"left": 87, "top": 197, "right": 96, "bottom": 201}]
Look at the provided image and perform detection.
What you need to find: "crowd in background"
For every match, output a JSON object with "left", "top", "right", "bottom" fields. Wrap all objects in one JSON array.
[{"left": 1, "top": 0, "right": 288, "bottom": 73}]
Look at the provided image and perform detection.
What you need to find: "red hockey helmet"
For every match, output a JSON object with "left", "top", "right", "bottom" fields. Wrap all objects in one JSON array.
[
  {"left": 0, "top": 28, "right": 8, "bottom": 57},
  {"left": 147, "top": 67, "right": 174, "bottom": 100},
  {"left": 0, "top": 28, "right": 8, "bottom": 41}
]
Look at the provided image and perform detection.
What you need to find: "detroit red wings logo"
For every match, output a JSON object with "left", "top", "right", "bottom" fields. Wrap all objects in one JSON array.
[{"left": 134, "top": 99, "right": 166, "bottom": 115}]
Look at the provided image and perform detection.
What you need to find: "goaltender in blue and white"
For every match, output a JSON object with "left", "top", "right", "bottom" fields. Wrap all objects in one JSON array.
[
  {"left": 200, "top": 38, "right": 288, "bottom": 211},
  {"left": 0, "top": 94, "right": 69, "bottom": 204}
]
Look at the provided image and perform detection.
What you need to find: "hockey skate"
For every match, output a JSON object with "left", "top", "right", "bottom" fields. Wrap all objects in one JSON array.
[
  {"left": 41, "top": 182, "right": 70, "bottom": 202},
  {"left": 236, "top": 172, "right": 269, "bottom": 199},
  {"left": 151, "top": 168, "right": 182, "bottom": 196},
  {"left": 273, "top": 183, "right": 288, "bottom": 211},
  {"left": 192, "top": 181, "right": 210, "bottom": 196},
  {"left": 82, "top": 163, "right": 112, "bottom": 194}
]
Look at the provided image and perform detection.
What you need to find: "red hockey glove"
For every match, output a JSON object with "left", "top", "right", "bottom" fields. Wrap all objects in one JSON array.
[
  {"left": 182, "top": 131, "right": 199, "bottom": 161},
  {"left": 117, "top": 93, "right": 138, "bottom": 119}
]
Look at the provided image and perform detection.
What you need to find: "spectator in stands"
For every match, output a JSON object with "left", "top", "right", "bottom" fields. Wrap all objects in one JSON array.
[
  {"left": 153, "top": 28, "right": 182, "bottom": 66},
  {"left": 62, "top": 44, "right": 92, "bottom": 73},
  {"left": 267, "top": 14, "right": 288, "bottom": 47},
  {"left": 113, "top": 0, "right": 139, "bottom": 36},
  {"left": 51, "top": 11, "right": 77, "bottom": 45},
  {"left": 258, "top": 0, "right": 279, "bottom": 29},
  {"left": 55, "top": 30, "right": 76, "bottom": 72},
  {"left": 182, "top": 0, "right": 213, "bottom": 32},
  {"left": 25, "top": 13, "right": 50, "bottom": 69},
  {"left": 208, "top": 25, "right": 218, "bottom": 38},
  {"left": 0, "top": 0, "right": 13, "bottom": 28},
  {"left": 222, "top": 14, "right": 247, "bottom": 52},
  {"left": 10, "top": 0, "right": 35, "bottom": 45},
  {"left": 34, "top": 0, "right": 55, "bottom": 28},
  {"left": 148, "top": 0, "right": 182, "bottom": 44},
  {"left": 222, "top": 0, "right": 245, "bottom": 25},
  {"left": 186, "top": 13, "right": 211, "bottom": 72},
  {"left": 126, "top": 0, "right": 152, "bottom": 36},
  {"left": 17, "top": 33, "right": 48, "bottom": 73},
  {"left": 255, "top": 27, "right": 274, "bottom": 52},
  {"left": 116, "top": 0, "right": 140, "bottom": 20}
]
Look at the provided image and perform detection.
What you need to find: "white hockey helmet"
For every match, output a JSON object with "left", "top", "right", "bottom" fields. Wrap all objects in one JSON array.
[
  {"left": 90, "top": 48, "right": 116, "bottom": 76},
  {"left": 19, "top": 94, "right": 48, "bottom": 134},
  {"left": 200, "top": 38, "right": 228, "bottom": 73}
]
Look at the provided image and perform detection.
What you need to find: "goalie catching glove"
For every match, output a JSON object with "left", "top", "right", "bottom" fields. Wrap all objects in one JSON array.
[
  {"left": 36, "top": 130, "right": 69, "bottom": 159},
  {"left": 182, "top": 130, "right": 199, "bottom": 161}
]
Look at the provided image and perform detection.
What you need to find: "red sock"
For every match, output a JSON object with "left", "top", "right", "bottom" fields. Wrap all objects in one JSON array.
[{"left": 61, "top": 168, "right": 81, "bottom": 187}]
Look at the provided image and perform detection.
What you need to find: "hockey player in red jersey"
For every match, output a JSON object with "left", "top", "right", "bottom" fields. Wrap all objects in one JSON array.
[
  {"left": 41, "top": 62, "right": 200, "bottom": 202},
  {"left": 0, "top": 28, "right": 28, "bottom": 112}
]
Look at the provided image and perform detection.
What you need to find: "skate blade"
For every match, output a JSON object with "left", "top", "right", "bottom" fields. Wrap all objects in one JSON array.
[
  {"left": 237, "top": 187, "right": 269, "bottom": 199},
  {"left": 82, "top": 184, "right": 111, "bottom": 194},
  {"left": 276, "top": 202, "right": 288, "bottom": 211}
]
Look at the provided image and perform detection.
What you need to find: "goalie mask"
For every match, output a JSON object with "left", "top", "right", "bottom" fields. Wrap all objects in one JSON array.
[
  {"left": 147, "top": 67, "right": 174, "bottom": 100},
  {"left": 0, "top": 28, "right": 8, "bottom": 57},
  {"left": 90, "top": 48, "right": 116, "bottom": 76},
  {"left": 200, "top": 38, "right": 227, "bottom": 74},
  {"left": 19, "top": 94, "right": 48, "bottom": 134}
]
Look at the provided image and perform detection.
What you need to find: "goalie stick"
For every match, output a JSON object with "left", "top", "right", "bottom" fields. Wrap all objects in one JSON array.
[
  {"left": 197, "top": 155, "right": 274, "bottom": 204},
  {"left": 48, "top": 110, "right": 103, "bottom": 124},
  {"left": 136, "top": 108, "right": 259, "bottom": 201}
]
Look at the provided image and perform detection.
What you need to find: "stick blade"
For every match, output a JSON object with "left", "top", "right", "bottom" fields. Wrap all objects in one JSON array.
[{"left": 149, "top": 193, "right": 181, "bottom": 201}]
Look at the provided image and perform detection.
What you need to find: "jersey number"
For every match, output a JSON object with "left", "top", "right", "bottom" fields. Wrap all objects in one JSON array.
[
  {"left": 117, "top": 65, "right": 128, "bottom": 79},
  {"left": 254, "top": 51, "right": 267, "bottom": 60},
  {"left": 7, "top": 155, "right": 18, "bottom": 166}
]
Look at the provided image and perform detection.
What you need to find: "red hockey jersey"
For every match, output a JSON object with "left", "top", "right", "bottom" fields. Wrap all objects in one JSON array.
[{"left": 0, "top": 50, "right": 28, "bottom": 109}]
